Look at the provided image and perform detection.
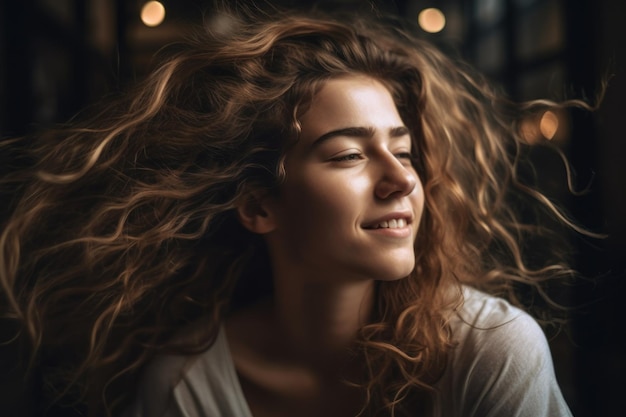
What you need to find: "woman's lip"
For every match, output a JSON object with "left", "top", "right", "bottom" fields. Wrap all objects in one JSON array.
[{"left": 364, "top": 224, "right": 412, "bottom": 238}]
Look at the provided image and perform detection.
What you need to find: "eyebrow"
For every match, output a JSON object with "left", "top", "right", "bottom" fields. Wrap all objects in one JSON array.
[{"left": 311, "top": 125, "right": 410, "bottom": 148}]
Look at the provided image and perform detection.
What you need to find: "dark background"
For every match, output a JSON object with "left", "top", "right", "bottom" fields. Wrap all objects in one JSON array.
[{"left": 1, "top": 0, "right": 624, "bottom": 416}]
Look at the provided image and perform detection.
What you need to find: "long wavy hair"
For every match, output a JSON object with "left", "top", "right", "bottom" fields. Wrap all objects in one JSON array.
[{"left": 0, "top": 8, "right": 590, "bottom": 417}]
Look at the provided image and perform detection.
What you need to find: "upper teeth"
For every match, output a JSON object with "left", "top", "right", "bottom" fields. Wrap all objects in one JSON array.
[{"left": 374, "top": 218, "right": 407, "bottom": 229}]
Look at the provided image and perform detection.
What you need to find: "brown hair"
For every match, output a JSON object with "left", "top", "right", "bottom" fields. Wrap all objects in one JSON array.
[{"left": 0, "top": 8, "right": 590, "bottom": 417}]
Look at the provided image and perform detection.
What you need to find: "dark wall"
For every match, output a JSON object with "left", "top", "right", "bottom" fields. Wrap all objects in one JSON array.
[{"left": 571, "top": 1, "right": 626, "bottom": 415}]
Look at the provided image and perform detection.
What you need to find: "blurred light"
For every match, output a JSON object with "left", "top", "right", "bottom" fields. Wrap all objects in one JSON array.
[
  {"left": 520, "top": 110, "right": 561, "bottom": 145},
  {"left": 418, "top": 8, "right": 446, "bottom": 33},
  {"left": 206, "top": 12, "right": 237, "bottom": 36},
  {"left": 141, "top": 1, "right": 165, "bottom": 27},
  {"left": 539, "top": 110, "right": 559, "bottom": 140}
]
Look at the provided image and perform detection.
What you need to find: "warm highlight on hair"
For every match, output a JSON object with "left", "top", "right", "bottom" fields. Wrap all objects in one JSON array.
[{"left": 1, "top": 9, "right": 587, "bottom": 417}]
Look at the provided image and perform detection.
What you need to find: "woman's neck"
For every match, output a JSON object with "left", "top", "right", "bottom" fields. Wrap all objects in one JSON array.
[
  {"left": 225, "top": 269, "right": 375, "bottom": 415},
  {"left": 226, "top": 267, "right": 376, "bottom": 378},
  {"left": 271, "top": 274, "right": 375, "bottom": 371}
]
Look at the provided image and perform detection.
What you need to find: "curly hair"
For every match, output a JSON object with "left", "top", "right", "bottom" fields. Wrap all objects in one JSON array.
[{"left": 0, "top": 8, "right": 591, "bottom": 417}]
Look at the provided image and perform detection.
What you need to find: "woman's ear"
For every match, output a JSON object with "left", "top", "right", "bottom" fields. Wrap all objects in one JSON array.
[{"left": 236, "top": 191, "right": 277, "bottom": 234}]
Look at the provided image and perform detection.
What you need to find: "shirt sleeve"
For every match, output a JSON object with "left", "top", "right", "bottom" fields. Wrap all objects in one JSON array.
[
  {"left": 120, "top": 353, "right": 189, "bottom": 417},
  {"left": 437, "top": 291, "right": 573, "bottom": 417},
  {"left": 120, "top": 326, "right": 253, "bottom": 417}
]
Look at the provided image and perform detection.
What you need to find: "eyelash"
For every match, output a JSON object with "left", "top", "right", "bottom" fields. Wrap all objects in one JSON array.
[
  {"left": 332, "top": 153, "right": 363, "bottom": 162},
  {"left": 331, "top": 152, "right": 414, "bottom": 163},
  {"left": 395, "top": 152, "right": 413, "bottom": 161}
]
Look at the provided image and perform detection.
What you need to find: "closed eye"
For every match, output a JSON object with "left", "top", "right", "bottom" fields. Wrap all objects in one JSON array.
[
  {"left": 395, "top": 152, "right": 414, "bottom": 165},
  {"left": 331, "top": 153, "right": 363, "bottom": 162}
]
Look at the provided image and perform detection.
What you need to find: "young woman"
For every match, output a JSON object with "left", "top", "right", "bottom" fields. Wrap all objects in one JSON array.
[{"left": 1, "top": 8, "right": 581, "bottom": 417}]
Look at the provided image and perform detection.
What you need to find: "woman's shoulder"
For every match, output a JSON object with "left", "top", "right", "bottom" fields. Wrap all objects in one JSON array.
[
  {"left": 455, "top": 286, "right": 534, "bottom": 326},
  {"left": 449, "top": 285, "right": 551, "bottom": 374},
  {"left": 122, "top": 325, "right": 251, "bottom": 417},
  {"left": 435, "top": 286, "right": 572, "bottom": 417},
  {"left": 121, "top": 348, "right": 196, "bottom": 417}
]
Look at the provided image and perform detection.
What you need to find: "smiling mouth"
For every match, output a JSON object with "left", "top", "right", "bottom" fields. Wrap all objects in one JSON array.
[{"left": 364, "top": 218, "right": 409, "bottom": 229}]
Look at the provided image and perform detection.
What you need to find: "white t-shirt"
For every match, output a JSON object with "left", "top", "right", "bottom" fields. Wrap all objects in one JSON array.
[{"left": 123, "top": 287, "right": 573, "bottom": 417}]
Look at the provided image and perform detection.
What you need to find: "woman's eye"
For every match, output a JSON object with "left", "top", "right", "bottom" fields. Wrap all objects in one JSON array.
[
  {"left": 395, "top": 152, "right": 414, "bottom": 164},
  {"left": 331, "top": 153, "right": 362, "bottom": 162}
]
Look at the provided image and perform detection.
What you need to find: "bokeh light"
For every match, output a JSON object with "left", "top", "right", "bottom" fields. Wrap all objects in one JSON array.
[
  {"left": 141, "top": 1, "right": 166, "bottom": 27},
  {"left": 418, "top": 8, "right": 446, "bottom": 33},
  {"left": 520, "top": 110, "right": 561, "bottom": 145},
  {"left": 539, "top": 110, "right": 559, "bottom": 140}
]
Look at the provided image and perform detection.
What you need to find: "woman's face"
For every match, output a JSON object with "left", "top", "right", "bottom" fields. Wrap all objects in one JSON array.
[{"left": 264, "top": 75, "right": 424, "bottom": 283}]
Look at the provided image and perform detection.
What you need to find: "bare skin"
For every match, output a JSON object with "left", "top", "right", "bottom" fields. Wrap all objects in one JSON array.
[
  {"left": 229, "top": 75, "right": 424, "bottom": 417},
  {"left": 226, "top": 290, "right": 370, "bottom": 417}
]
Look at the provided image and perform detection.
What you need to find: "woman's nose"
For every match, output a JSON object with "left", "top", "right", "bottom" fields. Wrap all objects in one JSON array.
[{"left": 374, "top": 155, "right": 418, "bottom": 200}]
